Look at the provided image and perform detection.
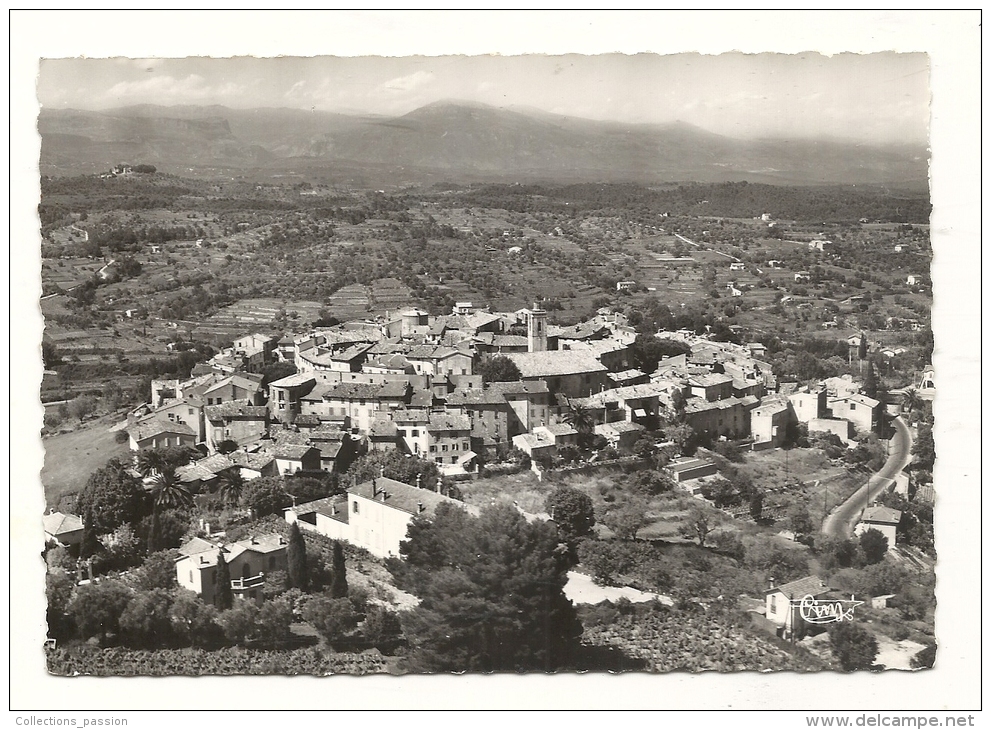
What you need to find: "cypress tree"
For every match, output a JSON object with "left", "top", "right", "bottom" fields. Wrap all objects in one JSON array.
[
  {"left": 286, "top": 522, "right": 309, "bottom": 591},
  {"left": 79, "top": 521, "right": 101, "bottom": 560},
  {"left": 147, "top": 507, "right": 161, "bottom": 554},
  {"left": 329, "top": 541, "right": 348, "bottom": 598},
  {"left": 215, "top": 551, "right": 233, "bottom": 610}
]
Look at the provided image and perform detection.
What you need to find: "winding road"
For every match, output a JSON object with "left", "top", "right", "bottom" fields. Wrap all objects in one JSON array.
[{"left": 822, "top": 416, "right": 913, "bottom": 538}]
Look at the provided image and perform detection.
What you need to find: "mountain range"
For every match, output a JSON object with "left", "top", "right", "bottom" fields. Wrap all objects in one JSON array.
[{"left": 38, "top": 101, "right": 929, "bottom": 187}]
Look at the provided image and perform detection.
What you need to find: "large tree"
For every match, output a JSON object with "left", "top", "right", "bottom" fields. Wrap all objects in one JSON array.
[
  {"left": 286, "top": 522, "right": 309, "bottom": 591},
  {"left": 477, "top": 354, "right": 522, "bottom": 384},
  {"left": 390, "top": 502, "right": 582, "bottom": 673},
  {"left": 629, "top": 334, "right": 690, "bottom": 375},
  {"left": 829, "top": 622, "right": 879, "bottom": 671},
  {"left": 241, "top": 477, "right": 292, "bottom": 518},
  {"left": 77, "top": 458, "right": 149, "bottom": 536},
  {"left": 859, "top": 528, "right": 889, "bottom": 565},
  {"left": 545, "top": 486, "right": 596, "bottom": 543}
]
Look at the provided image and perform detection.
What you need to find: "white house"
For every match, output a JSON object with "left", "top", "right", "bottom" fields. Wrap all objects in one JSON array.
[
  {"left": 175, "top": 533, "right": 288, "bottom": 605},
  {"left": 764, "top": 575, "right": 831, "bottom": 640},
  {"left": 285, "top": 477, "right": 470, "bottom": 559},
  {"left": 855, "top": 506, "right": 901, "bottom": 550}
]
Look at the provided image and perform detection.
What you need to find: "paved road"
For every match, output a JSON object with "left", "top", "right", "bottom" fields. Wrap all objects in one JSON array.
[{"left": 822, "top": 416, "right": 913, "bottom": 539}]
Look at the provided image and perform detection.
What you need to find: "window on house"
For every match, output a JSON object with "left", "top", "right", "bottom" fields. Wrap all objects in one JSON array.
[
  {"left": 463, "top": 442, "right": 470, "bottom": 450},
  {"left": 189, "top": 571, "right": 193, "bottom": 584},
  {"left": 207, "top": 398, "right": 214, "bottom": 405},
  {"left": 451, "top": 456, "right": 458, "bottom": 464},
  {"left": 435, "top": 457, "right": 442, "bottom": 463},
  {"left": 769, "top": 596, "right": 776, "bottom": 614},
  {"left": 452, "top": 443, "right": 458, "bottom": 451},
  {"left": 217, "top": 398, "right": 222, "bottom": 404},
  {"left": 188, "top": 408, "right": 194, "bottom": 415},
  {"left": 411, "top": 429, "right": 419, "bottom": 437},
  {"left": 429, "top": 445, "right": 436, "bottom": 453},
  {"left": 850, "top": 403, "right": 856, "bottom": 411},
  {"left": 353, "top": 501, "right": 359, "bottom": 514},
  {"left": 442, "top": 444, "right": 448, "bottom": 452}
]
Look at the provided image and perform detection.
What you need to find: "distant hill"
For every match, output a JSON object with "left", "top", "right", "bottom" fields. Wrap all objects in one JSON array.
[{"left": 38, "top": 101, "right": 929, "bottom": 187}]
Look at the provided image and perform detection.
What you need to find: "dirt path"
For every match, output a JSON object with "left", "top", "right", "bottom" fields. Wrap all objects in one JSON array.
[{"left": 565, "top": 570, "right": 673, "bottom": 606}]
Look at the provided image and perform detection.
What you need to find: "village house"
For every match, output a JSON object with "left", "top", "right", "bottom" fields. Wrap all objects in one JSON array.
[
  {"left": 788, "top": 386, "right": 827, "bottom": 423},
  {"left": 828, "top": 392, "right": 881, "bottom": 435},
  {"left": 285, "top": 477, "right": 469, "bottom": 560},
  {"left": 750, "top": 399, "right": 793, "bottom": 448},
  {"left": 683, "top": 395, "right": 758, "bottom": 440},
  {"left": 267, "top": 373, "right": 317, "bottom": 424},
  {"left": 688, "top": 373, "right": 735, "bottom": 402},
  {"left": 129, "top": 416, "right": 198, "bottom": 452},
  {"left": 204, "top": 401, "right": 269, "bottom": 452},
  {"left": 764, "top": 575, "right": 832, "bottom": 640},
  {"left": 175, "top": 533, "right": 288, "bottom": 605},
  {"left": 301, "top": 380, "right": 410, "bottom": 434},
  {"left": 43, "top": 511, "right": 84, "bottom": 548},
  {"left": 512, "top": 430, "right": 558, "bottom": 463},
  {"left": 227, "top": 451, "right": 279, "bottom": 480},
  {"left": 505, "top": 350, "right": 609, "bottom": 398},
  {"left": 129, "top": 396, "right": 206, "bottom": 443},
  {"left": 532, "top": 423, "right": 580, "bottom": 449},
  {"left": 424, "top": 412, "right": 474, "bottom": 473},
  {"left": 855, "top": 506, "right": 901, "bottom": 550},
  {"left": 267, "top": 442, "right": 321, "bottom": 475},
  {"left": 201, "top": 373, "right": 266, "bottom": 407},
  {"left": 446, "top": 380, "right": 551, "bottom": 453},
  {"left": 594, "top": 420, "right": 647, "bottom": 451}
]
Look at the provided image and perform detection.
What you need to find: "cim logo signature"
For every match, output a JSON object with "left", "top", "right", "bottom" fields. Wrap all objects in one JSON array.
[{"left": 795, "top": 594, "right": 863, "bottom": 624}]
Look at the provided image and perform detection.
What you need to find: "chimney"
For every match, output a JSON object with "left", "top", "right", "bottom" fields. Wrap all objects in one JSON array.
[
  {"left": 417, "top": 501, "right": 424, "bottom": 513},
  {"left": 416, "top": 473, "right": 422, "bottom": 489},
  {"left": 436, "top": 478, "right": 443, "bottom": 494},
  {"left": 279, "top": 536, "right": 286, "bottom": 545},
  {"left": 380, "top": 465, "right": 386, "bottom": 478},
  {"left": 371, "top": 478, "right": 377, "bottom": 497},
  {"left": 768, "top": 576, "right": 775, "bottom": 590},
  {"left": 381, "top": 490, "right": 387, "bottom": 502},
  {"left": 205, "top": 522, "right": 211, "bottom": 536},
  {"left": 331, "top": 503, "right": 337, "bottom": 515},
  {"left": 200, "top": 555, "right": 206, "bottom": 564},
  {"left": 251, "top": 536, "right": 258, "bottom": 545}
]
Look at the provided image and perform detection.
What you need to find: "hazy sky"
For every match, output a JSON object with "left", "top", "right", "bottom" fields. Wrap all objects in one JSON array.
[{"left": 39, "top": 52, "right": 929, "bottom": 145}]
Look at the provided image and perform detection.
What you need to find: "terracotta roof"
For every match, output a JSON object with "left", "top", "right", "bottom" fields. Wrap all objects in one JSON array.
[
  {"left": 861, "top": 506, "right": 902, "bottom": 525},
  {"left": 205, "top": 401, "right": 269, "bottom": 421},
  {"left": 269, "top": 443, "right": 318, "bottom": 460},
  {"left": 348, "top": 477, "right": 462, "bottom": 517},
  {"left": 289, "top": 495, "right": 349, "bottom": 523},
  {"left": 228, "top": 452, "right": 275, "bottom": 471},
  {"left": 177, "top": 533, "right": 288, "bottom": 569},
  {"left": 505, "top": 351, "right": 607, "bottom": 378},
  {"left": 768, "top": 575, "right": 830, "bottom": 599},
  {"left": 43, "top": 511, "right": 83, "bottom": 537},
  {"left": 428, "top": 413, "right": 471, "bottom": 432},
  {"left": 131, "top": 417, "right": 195, "bottom": 442},
  {"left": 369, "top": 419, "right": 399, "bottom": 438},
  {"left": 269, "top": 373, "right": 317, "bottom": 388}
]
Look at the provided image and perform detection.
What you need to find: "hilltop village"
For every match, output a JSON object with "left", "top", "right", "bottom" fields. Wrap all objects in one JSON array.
[{"left": 45, "top": 293, "right": 936, "bottom": 675}]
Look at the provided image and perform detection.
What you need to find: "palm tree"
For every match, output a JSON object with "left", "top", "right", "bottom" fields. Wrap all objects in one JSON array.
[
  {"left": 901, "top": 387, "right": 922, "bottom": 416},
  {"left": 217, "top": 467, "right": 245, "bottom": 508},
  {"left": 135, "top": 448, "right": 167, "bottom": 478},
  {"left": 149, "top": 466, "right": 193, "bottom": 511},
  {"left": 563, "top": 401, "right": 595, "bottom": 451}
]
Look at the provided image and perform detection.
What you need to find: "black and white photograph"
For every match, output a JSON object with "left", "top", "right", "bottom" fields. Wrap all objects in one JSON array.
[{"left": 11, "top": 9, "right": 980, "bottom": 714}]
